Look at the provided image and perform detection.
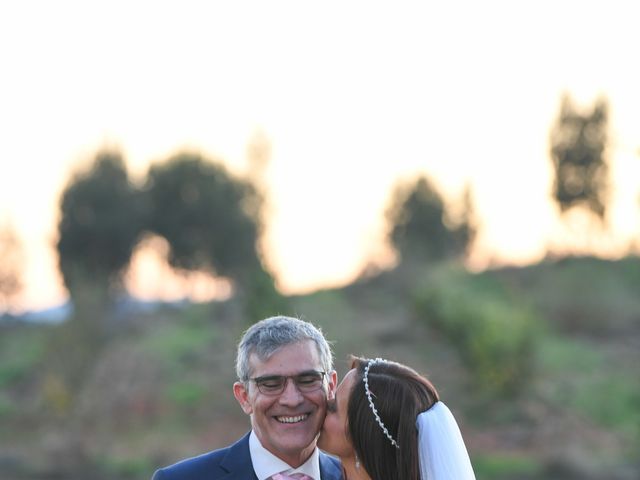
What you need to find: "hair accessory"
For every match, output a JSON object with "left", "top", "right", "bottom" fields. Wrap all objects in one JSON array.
[{"left": 363, "top": 358, "right": 400, "bottom": 449}]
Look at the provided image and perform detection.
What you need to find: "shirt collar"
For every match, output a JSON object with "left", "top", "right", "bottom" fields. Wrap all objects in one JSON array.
[{"left": 249, "top": 430, "right": 320, "bottom": 480}]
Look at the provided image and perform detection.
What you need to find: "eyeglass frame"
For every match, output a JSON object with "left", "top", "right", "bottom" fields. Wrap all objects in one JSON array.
[{"left": 247, "top": 370, "right": 328, "bottom": 396}]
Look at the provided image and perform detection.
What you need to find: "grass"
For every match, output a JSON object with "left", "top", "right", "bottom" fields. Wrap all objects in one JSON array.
[
  {"left": 538, "top": 335, "right": 640, "bottom": 442},
  {"left": 0, "top": 392, "right": 15, "bottom": 418},
  {"left": 97, "top": 454, "right": 155, "bottom": 478},
  {"left": 166, "top": 381, "right": 207, "bottom": 407},
  {"left": 140, "top": 313, "right": 216, "bottom": 371},
  {"left": 473, "top": 454, "right": 543, "bottom": 479},
  {"left": 0, "top": 326, "right": 47, "bottom": 387},
  {"left": 497, "top": 256, "right": 640, "bottom": 334}
]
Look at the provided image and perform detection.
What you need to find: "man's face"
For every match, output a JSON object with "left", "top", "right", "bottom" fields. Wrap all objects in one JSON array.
[{"left": 233, "top": 340, "right": 337, "bottom": 467}]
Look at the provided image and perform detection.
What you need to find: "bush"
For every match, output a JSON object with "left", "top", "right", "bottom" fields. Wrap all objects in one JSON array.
[
  {"left": 167, "top": 381, "right": 207, "bottom": 407},
  {"left": 538, "top": 336, "right": 640, "bottom": 443},
  {"left": 98, "top": 455, "right": 154, "bottom": 478},
  {"left": 140, "top": 313, "right": 215, "bottom": 372},
  {"left": 0, "top": 326, "right": 46, "bottom": 387},
  {"left": 241, "top": 268, "right": 289, "bottom": 324},
  {"left": 0, "top": 393, "right": 15, "bottom": 419},
  {"left": 492, "top": 257, "right": 640, "bottom": 335},
  {"left": 413, "top": 267, "right": 541, "bottom": 396},
  {"left": 473, "top": 454, "right": 542, "bottom": 479}
]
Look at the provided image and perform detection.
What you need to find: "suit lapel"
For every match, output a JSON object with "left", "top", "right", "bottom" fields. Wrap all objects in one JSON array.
[
  {"left": 219, "top": 432, "right": 259, "bottom": 480},
  {"left": 319, "top": 452, "right": 343, "bottom": 480},
  {"left": 219, "top": 433, "right": 342, "bottom": 480}
]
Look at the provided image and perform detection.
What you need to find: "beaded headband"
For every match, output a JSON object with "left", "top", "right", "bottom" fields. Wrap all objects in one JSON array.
[{"left": 363, "top": 358, "right": 400, "bottom": 449}]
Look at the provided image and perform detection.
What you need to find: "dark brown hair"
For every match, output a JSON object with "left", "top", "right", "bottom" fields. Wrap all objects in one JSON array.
[{"left": 347, "top": 356, "right": 439, "bottom": 480}]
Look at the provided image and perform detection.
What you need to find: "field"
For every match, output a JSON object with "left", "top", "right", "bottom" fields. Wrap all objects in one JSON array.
[{"left": 1, "top": 256, "right": 639, "bottom": 479}]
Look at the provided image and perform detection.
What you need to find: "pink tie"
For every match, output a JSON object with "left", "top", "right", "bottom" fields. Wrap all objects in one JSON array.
[{"left": 271, "top": 473, "right": 313, "bottom": 480}]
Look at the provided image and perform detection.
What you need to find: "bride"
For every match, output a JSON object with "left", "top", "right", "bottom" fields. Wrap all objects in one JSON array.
[{"left": 318, "top": 356, "right": 476, "bottom": 480}]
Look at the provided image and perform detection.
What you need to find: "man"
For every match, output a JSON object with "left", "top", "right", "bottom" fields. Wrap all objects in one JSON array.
[{"left": 153, "top": 316, "right": 342, "bottom": 480}]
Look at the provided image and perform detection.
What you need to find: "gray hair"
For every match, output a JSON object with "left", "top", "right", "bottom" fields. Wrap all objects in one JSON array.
[{"left": 236, "top": 315, "right": 334, "bottom": 381}]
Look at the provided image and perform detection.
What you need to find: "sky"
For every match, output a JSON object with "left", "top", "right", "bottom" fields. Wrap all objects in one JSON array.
[{"left": 1, "top": 1, "right": 639, "bottom": 312}]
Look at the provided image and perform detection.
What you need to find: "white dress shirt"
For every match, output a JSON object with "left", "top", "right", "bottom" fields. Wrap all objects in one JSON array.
[{"left": 249, "top": 430, "right": 320, "bottom": 480}]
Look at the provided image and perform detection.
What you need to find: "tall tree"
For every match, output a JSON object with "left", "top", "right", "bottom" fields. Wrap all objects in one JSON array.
[
  {"left": 550, "top": 94, "right": 609, "bottom": 221},
  {"left": 142, "top": 152, "right": 286, "bottom": 319},
  {"left": 386, "top": 176, "right": 475, "bottom": 263},
  {"left": 453, "top": 184, "right": 477, "bottom": 257},
  {"left": 142, "top": 152, "right": 263, "bottom": 279},
  {"left": 57, "top": 150, "right": 141, "bottom": 300}
]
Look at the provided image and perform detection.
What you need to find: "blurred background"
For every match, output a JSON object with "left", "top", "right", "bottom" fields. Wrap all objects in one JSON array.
[{"left": 1, "top": 2, "right": 639, "bottom": 479}]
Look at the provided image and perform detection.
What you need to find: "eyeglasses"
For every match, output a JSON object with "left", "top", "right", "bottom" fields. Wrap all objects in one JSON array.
[{"left": 249, "top": 370, "right": 327, "bottom": 395}]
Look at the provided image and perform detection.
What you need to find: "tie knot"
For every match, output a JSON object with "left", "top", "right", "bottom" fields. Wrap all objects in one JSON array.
[{"left": 271, "top": 473, "right": 312, "bottom": 480}]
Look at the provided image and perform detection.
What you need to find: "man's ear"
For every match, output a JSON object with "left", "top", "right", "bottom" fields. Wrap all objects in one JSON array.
[
  {"left": 233, "top": 381, "right": 253, "bottom": 415},
  {"left": 326, "top": 370, "right": 338, "bottom": 400}
]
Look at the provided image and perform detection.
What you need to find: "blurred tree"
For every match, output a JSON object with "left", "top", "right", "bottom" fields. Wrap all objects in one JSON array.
[
  {"left": 142, "top": 152, "right": 263, "bottom": 278},
  {"left": 386, "top": 176, "right": 475, "bottom": 263},
  {"left": 53, "top": 151, "right": 138, "bottom": 411},
  {"left": 0, "top": 219, "right": 23, "bottom": 311},
  {"left": 57, "top": 150, "right": 141, "bottom": 302},
  {"left": 550, "top": 94, "right": 609, "bottom": 221},
  {"left": 142, "top": 152, "right": 286, "bottom": 318},
  {"left": 450, "top": 184, "right": 477, "bottom": 257}
]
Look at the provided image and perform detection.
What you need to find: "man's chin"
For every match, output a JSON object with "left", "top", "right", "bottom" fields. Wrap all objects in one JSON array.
[
  {"left": 268, "top": 436, "right": 318, "bottom": 467},
  {"left": 277, "top": 432, "right": 317, "bottom": 451}
]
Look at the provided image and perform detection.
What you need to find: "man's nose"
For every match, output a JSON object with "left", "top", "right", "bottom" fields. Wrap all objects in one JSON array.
[{"left": 278, "top": 378, "right": 304, "bottom": 405}]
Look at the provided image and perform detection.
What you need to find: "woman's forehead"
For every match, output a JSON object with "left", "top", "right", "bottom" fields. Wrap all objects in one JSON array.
[{"left": 337, "top": 368, "right": 358, "bottom": 402}]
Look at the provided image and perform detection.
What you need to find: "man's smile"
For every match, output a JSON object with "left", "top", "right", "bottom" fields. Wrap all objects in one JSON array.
[{"left": 275, "top": 413, "right": 310, "bottom": 424}]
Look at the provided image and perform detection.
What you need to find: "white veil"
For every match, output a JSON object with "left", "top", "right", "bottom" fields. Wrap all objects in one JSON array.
[{"left": 416, "top": 401, "right": 476, "bottom": 480}]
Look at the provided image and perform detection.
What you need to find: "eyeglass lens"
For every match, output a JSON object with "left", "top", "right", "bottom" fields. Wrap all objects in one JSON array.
[{"left": 254, "top": 371, "right": 325, "bottom": 394}]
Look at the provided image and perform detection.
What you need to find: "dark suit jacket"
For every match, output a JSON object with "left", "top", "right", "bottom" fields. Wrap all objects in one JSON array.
[{"left": 152, "top": 432, "right": 343, "bottom": 480}]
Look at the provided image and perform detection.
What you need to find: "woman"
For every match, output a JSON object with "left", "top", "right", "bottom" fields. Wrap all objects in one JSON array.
[{"left": 318, "top": 356, "right": 475, "bottom": 480}]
